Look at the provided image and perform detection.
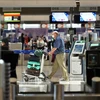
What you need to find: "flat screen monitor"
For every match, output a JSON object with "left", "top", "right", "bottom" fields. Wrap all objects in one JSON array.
[
  {"left": 50, "top": 12, "right": 69, "bottom": 23},
  {"left": 73, "top": 45, "right": 84, "bottom": 53},
  {"left": 88, "top": 54, "right": 99, "bottom": 67},
  {"left": 91, "top": 43, "right": 99, "bottom": 47},
  {"left": 4, "top": 13, "right": 21, "bottom": 23},
  {"left": 80, "top": 12, "right": 96, "bottom": 22}
]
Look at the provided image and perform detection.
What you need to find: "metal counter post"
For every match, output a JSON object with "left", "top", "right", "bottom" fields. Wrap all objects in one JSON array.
[
  {"left": 0, "top": 60, "right": 5, "bottom": 100},
  {"left": 54, "top": 84, "right": 64, "bottom": 100}
]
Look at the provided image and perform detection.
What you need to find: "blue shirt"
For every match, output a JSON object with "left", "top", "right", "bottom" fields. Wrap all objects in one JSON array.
[{"left": 54, "top": 36, "right": 65, "bottom": 55}]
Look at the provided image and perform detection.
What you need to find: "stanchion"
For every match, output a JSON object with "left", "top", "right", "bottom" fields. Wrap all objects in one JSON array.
[
  {"left": 54, "top": 84, "right": 64, "bottom": 100},
  {"left": 0, "top": 59, "right": 5, "bottom": 100},
  {"left": 4, "top": 63, "right": 10, "bottom": 100},
  {"left": 92, "top": 77, "right": 100, "bottom": 93},
  {"left": 10, "top": 84, "right": 16, "bottom": 100}
]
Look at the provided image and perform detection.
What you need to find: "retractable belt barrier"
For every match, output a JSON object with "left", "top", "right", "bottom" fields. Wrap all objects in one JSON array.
[
  {"left": 13, "top": 50, "right": 70, "bottom": 54},
  {"left": 13, "top": 50, "right": 35, "bottom": 54},
  {"left": 13, "top": 50, "right": 70, "bottom": 67}
]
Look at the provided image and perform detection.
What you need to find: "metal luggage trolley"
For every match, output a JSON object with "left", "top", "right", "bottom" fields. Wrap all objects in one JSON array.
[
  {"left": 14, "top": 50, "right": 51, "bottom": 93},
  {"left": 23, "top": 50, "right": 47, "bottom": 82}
]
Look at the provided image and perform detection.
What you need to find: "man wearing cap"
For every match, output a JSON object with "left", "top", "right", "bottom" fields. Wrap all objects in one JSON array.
[{"left": 48, "top": 31, "right": 68, "bottom": 81}]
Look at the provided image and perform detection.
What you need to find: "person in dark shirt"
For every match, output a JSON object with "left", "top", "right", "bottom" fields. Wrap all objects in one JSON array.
[
  {"left": 7, "top": 34, "right": 12, "bottom": 42},
  {"left": 1, "top": 38, "right": 9, "bottom": 50},
  {"left": 43, "top": 36, "right": 47, "bottom": 43},
  {"left": 66, "top": 41, "right": 71, "bottom": 50},
  {"left": 21, "top": 33, "right": 25, "bottom": 50},
  {"left": 1, "top": 38, "right": 19, "bottom": 83}
]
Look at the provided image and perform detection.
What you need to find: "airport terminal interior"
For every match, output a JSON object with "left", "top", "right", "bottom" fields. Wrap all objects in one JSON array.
[{"left": 1, "top": 0, "right": 100, "bottom": 100}]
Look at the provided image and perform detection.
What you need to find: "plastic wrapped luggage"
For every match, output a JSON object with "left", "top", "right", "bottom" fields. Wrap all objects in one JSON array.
[
  {"left": 26, "top": 54, "right": 41, "bottom": 76},
  {"left": 23, "top": 50, "right": 46, "bottom": 82}
]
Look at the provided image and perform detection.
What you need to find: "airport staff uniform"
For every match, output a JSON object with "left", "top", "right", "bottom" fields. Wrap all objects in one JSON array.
[{"left": 48, "top": 35, "right": 68, "bottom": 81}]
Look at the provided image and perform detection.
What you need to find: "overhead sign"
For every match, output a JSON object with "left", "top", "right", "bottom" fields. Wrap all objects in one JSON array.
[
  {"left": 51, "top": 7, "right": 70, "bottom": 11},
  {"left": 79, "top": 7, "right": 98, "bottom": 11},
  {"left": 3, "top": 7, "right": 21, "bottom": 12}
]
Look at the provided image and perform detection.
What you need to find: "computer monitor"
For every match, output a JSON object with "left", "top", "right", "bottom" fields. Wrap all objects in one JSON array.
[
  {"left": 80, "top": 12, "right": 96, "bottom": 22},
  {"left": 73, "top": 43, "right": 85, "bottom": 54},
  {"left": 50, "top": 12, "right": 69, "bottom": 23},
  {"left": 74, "top": 45, "right": 83, "bottom": 52},
  {"left": 88, "top": 54, "right": 99, "bottom": 67}
]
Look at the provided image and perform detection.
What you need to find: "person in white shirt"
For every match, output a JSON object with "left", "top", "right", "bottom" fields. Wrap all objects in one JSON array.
[
  {"left": 28, "top": 37, "right": 33, "bottom": 50},
  {"left": 37, "top": 36, "right": 45, "bottom": 50}
]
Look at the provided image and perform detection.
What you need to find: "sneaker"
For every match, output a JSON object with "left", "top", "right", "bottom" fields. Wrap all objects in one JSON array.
[
  {"left": 46, "top": 76, "right": 50, "bottom": 79},
  {"left": 59, "top": 78, "right": 64, "bottom": 81},
  {"left": 46, "top": 76, "right": 51, "bottom": 81},
  {"left": 59, "top": 78, "right": 68, "bottom": 81}
]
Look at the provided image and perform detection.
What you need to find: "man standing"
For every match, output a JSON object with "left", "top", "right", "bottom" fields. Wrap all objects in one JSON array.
[
  {"left": 48, "top": 31, "right": 68, "bottom": 81},
  {"left": 21, "top": 33, "right": 25, "bottom": 50}
]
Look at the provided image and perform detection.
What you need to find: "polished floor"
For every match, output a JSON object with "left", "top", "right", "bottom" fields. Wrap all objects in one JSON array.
[
  {"left": 16, "top": 59, "right": 63, "bottom": 82},
  {"left": 16, "top": 58, "right": 89, "bottom": 93},
  {"left": 8, "top": 57, "right": 100, "bottom": 100}
]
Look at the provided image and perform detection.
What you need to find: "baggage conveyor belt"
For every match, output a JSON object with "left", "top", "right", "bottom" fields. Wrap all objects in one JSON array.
[
  {"left": 10, "top": 84, "right": 100, "bottom": 100},
  {"left": 16, "top": 93, "right": 100, "bottom": 100},
  {"left": 15, "top": 82, "right": 100, "bottom": 100},
  {"left": 18, "top": 81, "right": 51, "bottom": 93},
  {"left": 18, "top": 81, "right": 91, "bottom": 93}
]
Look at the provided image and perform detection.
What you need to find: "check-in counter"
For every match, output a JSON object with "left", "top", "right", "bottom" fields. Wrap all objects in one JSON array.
[
  {"left": 9, "top": 42, "right": 22, "bottom": 50},
  {"left": 9, "top": 42, "right": 23, "bottom": 66},
  {"left": 86, "top": 50, "right": 100, "bottom": 86}
]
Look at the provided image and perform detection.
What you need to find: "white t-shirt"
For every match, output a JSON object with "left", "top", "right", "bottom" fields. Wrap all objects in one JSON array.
[{"left": 37, "top": 40, "right": 45, "bottom": 47}]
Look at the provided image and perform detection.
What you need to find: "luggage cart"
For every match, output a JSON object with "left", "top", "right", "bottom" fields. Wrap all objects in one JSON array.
[
  {"left": 18, "top": 50, "right": 51, "bottom": 93},
  {"left": 23, "top": 53, "right": 47, "bottom": 82}
]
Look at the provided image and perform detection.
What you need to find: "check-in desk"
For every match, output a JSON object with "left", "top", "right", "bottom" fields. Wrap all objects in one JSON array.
[{"left": 9, "top": 42, "right": 23, "bottom": 66}]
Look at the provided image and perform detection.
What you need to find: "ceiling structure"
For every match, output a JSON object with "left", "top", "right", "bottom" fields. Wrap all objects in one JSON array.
[
  {"left": 0, "top": 0, "right": 99, "bottom": 14},
  {"left": 0, "top": 0, "right": 99, "bottom": 7},
  {"left": 80, "top": 0, "right": 100, "bottom": 7},
  {"left": 0, "top": 0, "right": 100, "bottom": 23},
  {"left": 0, "top": 0, "right": 76, "bottom": 7}
]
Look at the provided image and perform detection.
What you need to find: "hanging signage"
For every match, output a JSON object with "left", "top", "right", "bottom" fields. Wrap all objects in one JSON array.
[
  {"left": 79, "top": 7, "right": 98, "bottom": 11},
  {"left": 51, "top": 7, "right": 70, "bottom": 11},
  {"left": 42, "top": 24, "right": 48, "bottom": 28},
  {"left": 3, "top": 7, "right": 21, "bottom": 12},
  {"left": 85, "top": 23, "right": 95, "bottom": 28},
  {"left": 57, "top": 24, "right": 64, "bottom": 28}
]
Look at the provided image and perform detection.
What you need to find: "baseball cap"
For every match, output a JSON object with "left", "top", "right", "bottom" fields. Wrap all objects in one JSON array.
[{"left": 52, "top": 31, "right": 59, "bottom": 35}]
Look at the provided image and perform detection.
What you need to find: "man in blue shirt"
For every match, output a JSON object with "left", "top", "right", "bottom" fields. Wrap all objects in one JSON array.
[{"left": 48, "top": 31, "right": 68, "bottom": 81}]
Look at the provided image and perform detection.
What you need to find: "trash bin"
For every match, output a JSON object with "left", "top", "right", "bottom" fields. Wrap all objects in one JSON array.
[{"left": 92, "top": 77, "right": 100, "bottom": 93}]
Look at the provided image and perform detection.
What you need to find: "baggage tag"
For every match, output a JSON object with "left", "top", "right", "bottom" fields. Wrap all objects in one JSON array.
[{"left": 32, "top": 64, "right": 35, "bottom": 67}]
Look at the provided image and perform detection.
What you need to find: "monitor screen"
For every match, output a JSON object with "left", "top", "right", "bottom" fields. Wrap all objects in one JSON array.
[
  {"left": 4, "top": 13, "right": 21, "bottom": 23},
  {"left": 88, "top": 54, "right": 98, "bottom": 66},
  {"left": 91, "top": 43, "right": 99, "bottom": 47},
  {"left": 51, "top": 12, "right": 69, "bottom": 23},
  {"left": 80, "top": 12, "right": 96, "bottom": 22},
  {"left": 74, "top": 45, "right": 83, "bottom": 53}
]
